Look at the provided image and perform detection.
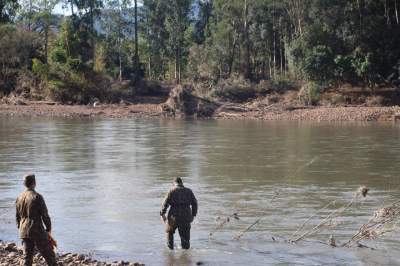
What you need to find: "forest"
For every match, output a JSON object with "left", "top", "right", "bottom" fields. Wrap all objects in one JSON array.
[{"left": 1, "top": 0, "right": 400, "bottom": 104}]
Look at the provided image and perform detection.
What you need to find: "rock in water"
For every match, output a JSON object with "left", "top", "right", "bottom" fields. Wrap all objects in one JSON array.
[
  {"left": 5, "top": 243, "right": 17, "bottom": 252},
  {"left": 328, "top": 235, "right": 336, "bottom": 247},
  {"left": 394, "top": 113, "right": 400, "bottom": 122},
  {"left": 161, "top": 85, "right": 219, "bottom": 117}
]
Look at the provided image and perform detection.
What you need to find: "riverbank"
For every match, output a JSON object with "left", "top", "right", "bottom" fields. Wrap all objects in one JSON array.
[
  {"left": 0, "top": 241, "right": 144, "bottom": 266},
  {"left": 1, "top": 101, "right": 400, "bottom": 122},
  {"left": 0, "top": 101, "right": 163, "bottom": 119},
  {"left": 215, "top": 103, "right": 400, "bottom": 122}
]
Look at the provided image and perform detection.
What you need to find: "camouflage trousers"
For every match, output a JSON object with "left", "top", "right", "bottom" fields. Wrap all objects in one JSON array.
[
  {"left": 21, "top": 238, "right": 57, "bottom": 266},
  {"left": 166, "top": 222, "right": 191, "bottom": 250}
]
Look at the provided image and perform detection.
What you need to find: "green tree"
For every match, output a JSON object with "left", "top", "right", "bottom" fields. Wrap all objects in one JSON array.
[
  {"left": 0, "top": 25, "right": 40, "bottom": 93},
  {"left": 164, "top": 0, "right": 193, "bottom": 84},
  {"left": 0, "top": 0, "right": 19, "bottom": 23},
  {"left": 142, "top": 0, "right": 169, "bottom": 79},
  {"left": 33, "top": 0, "right": 60, "bottom": 63},
  {"left": 101, "top": 0, "right": 132, "bottom": 81}
]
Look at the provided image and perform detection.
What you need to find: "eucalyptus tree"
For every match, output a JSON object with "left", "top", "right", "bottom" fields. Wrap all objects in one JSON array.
[
  {"left": 142, "top": 0, "right": 169, "bottom": 79},
  {"left": 33, "top": 0, "right": 60, "bottom": 63},
  {"left": 164, "top": 0, "right": 193, "bottom": 84},
  {"left": 132, "top": 0, "right": 140, "bottom": 82},
  {"left": 193, "top": 0, "right": 213, "bottom": 44},
  {"left": 101, "top": 0, "right": 132, "bottom": 80},
  {"left": 74, "top": 0, "right": 103, "bottom": 68}
]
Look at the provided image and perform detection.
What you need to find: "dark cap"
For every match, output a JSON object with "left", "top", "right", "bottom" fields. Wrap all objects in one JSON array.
[
  {"left": 174, "top": 177, "right": 183, "bottom": 185},
  {"left": 23, "top": 173, "right": 36, "bottom": 188}
]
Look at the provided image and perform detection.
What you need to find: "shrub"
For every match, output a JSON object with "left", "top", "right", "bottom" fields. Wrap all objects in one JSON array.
[
  {"left": 50, "top": 47, "right": 67, "bottom": 64},
  {"left": 270, "top": 77, "right": 298, "bottom": 92},
  {"left": 351, "top": 47, "right": 374, "bottom": 86},
  {"left": 0, "top": 24, "right": 40, "bottom": 94},
  {"left": 14, "top": 70, "right": 46, "bottom": 100},
  {"left": 302, "top": 45, "right": 335, "bottom": 83},
  {"left": 365, "top": 95, "right": 384, "bottom": 107},
  {"left": 211, "top": 75, "right": 256, "bottom": 102},
  {"left": 298, "top": 81, "right": 321, "bottom": 106},
  {"left": 326, "top": 93, "right": 346, "bottom": 106},
  {"left": 32, "top": 58, "right": 49, "bottom": 79},
  {"left": 187, "top": 44, "right": 218, "bottom": 83}
]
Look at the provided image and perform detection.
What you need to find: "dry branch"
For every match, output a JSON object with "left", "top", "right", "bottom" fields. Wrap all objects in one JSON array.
[
  {"left": 343, "top": 200, "right": 400, "bottom": 247},
  {"left": 209, "top": 213, "right": 240, "bottom": 239},
  {"left": 291, "top": 186, "right": 369, "bottom": 243}
]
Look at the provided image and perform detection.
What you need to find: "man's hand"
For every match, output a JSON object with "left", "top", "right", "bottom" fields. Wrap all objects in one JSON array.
[{"left": 161, "top": 214, "right": 167, "bottom": 223}]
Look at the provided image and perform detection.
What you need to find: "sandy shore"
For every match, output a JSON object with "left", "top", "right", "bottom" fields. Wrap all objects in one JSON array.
[
  {"left": 1, "top": 101, "right": 400, "bottom": 122},
  {"left": 0, "top": 102, "right": 163, "bottom": 119},
  {"left": 0, "top": 241, "right": 144, "bottom": 266}
]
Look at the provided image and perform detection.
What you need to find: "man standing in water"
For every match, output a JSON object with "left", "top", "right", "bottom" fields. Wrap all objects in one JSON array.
[
  {"left": 16, "top": 174, "right": 57, "bottom": 266},
  {"left": 160, "top": 177, "right": 198, "bottom": 250}
]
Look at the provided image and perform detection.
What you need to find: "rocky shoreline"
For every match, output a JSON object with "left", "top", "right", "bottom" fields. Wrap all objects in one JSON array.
[
  {"left": 0, "top": 101, "right": 400, "bottom": 122},
  {"left": 215, "top": 105, "right": 400, "bottom": 122},
  {"left": 0, "top": 241, "right": 144, "bottom": 266}
]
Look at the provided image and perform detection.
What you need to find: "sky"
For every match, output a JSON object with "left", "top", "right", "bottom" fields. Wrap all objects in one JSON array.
[{"left": 53, "top": 1, "right": 144, "bottom": 15}]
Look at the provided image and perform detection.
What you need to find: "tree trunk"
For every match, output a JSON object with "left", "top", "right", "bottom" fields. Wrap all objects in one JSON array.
[
  {"left": 384, "top": 0, "right": 390, "bottom": 25},
  {"left": 43, "top": 0, "right": 48, "bottom": 63},
  {"left": 146, "top": 15, "right": 151, "bottom": 78},
  {"left": 70, "top": 0, "right": 74, "bottom": 16},
  {"left": 28, "top": 0, "right": 32, "bottom": 31},
  {"left": 228, "top": 32, "right": 237, "bottom": 78},
  {"left": 177, "top": 47, "right": 181, "bottom": 84},
  {"left": 273, "top": 29, "right": 276, "bottom": 79},
  {"left": 280, "top": 39, "right": 284, "bottom": 75},
  {"left": 175, "top": 48, "right": 178, "bottom": 83},
  {"left": 148, "top": 56, "right": 151, "bottom": 79},
  {"left": 395, "top": 0, "right": 399, "bottom": 24},
  {"left": 134, "top": 0, "right": 139, "bottom": 82},
  {"left": 118, "top": 44, "right": 122, "bottom": 82},
  {"left": 268, "top": 56, "right": 272, "bottom": 79},
  {"left": 279, "top": 19, "right": 283, "bottom": 75},
  {"left": 357, "top": 0, "right": 363, "bottom": 35},
  {"left": 243, "top": 0, "right": 251, "bottom": 79},
  {"left": 45, "top": 27, "right": 48, "bottom": 63},
  {"left": 89, "top": 3, "right": 95, "bottom": 68},
  {"left": 118, "top": 0, "right": 122, "bottom": 82}
]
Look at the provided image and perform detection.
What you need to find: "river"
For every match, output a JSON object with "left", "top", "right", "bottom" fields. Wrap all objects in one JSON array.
[{"left": 1, "top": 117, "right": 400, "bottom": 265}]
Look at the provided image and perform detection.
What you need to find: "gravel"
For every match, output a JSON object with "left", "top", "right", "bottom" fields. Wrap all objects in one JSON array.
[{"left": 0, "top": 241, "right": 144, "bottom": 266}]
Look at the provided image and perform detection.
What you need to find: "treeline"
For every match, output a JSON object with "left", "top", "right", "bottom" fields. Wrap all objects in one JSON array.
[{"left": 1, "top": 0, "right": 400, "bottom": 103}]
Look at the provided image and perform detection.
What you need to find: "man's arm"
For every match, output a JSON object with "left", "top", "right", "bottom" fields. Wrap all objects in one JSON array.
[
  {"left": 39, "top": 195, "right": 51, "bottom": 233},
  {"left": 15, "top": 198, "right": 20, "bottom": 229},
  {"left": 160, "top": 191, "right": 171, "bottom": 217},
  {"left": 191, "top": 190, "right": 198, "bottom": 218}
]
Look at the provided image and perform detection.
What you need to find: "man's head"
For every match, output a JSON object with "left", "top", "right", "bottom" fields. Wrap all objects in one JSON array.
[
  {"left": 23, "top": 173, "right": 36, "bottom": 189},
  {"left": 174, "top": 177, "right": 183, "bottom": 186}
]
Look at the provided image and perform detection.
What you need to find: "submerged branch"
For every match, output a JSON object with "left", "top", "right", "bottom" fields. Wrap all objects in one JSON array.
[{"left": 291, "top": 186, "right": 369, "bottom": 243}]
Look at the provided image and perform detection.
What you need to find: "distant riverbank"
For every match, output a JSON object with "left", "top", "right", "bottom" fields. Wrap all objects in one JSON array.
[
  {"left": 1, "top": 101, "right": 400, "bottom": 122},
  {"left": 0, "top": 241, "right": 144, "bottom": 266}
]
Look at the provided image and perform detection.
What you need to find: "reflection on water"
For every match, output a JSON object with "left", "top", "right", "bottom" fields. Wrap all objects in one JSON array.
[{"left": 1, "top": 117, "right": 400, "bottom": 265}]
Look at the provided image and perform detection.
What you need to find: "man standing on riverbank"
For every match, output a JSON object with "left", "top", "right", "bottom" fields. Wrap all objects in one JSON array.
[
  {"left": 16, "top": 174, "right": 57, "bottom": 266},
  {"left": 160, "top": 177, "right": 198, "bottom": 250}
]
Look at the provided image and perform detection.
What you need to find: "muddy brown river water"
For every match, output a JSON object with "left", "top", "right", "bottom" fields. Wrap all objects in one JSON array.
[{"left": 1, "top": 117, "right": 400, "bottom": 265}]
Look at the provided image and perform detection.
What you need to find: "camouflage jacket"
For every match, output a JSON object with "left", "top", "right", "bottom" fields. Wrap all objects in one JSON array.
[
  {"left": 160, "top": 184, "right": 198, "bottom": 224},
  {"left": 16, "top": 189, "right": 51, "bottom": 239}
]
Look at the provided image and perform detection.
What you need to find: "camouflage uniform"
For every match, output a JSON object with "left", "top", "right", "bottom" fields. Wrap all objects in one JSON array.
[
  {"left": 16, "top": 188, "right": 57, "bottom": 266},
  {"left": 160, "top": 184, "right": 198, "bottom": 249}
]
